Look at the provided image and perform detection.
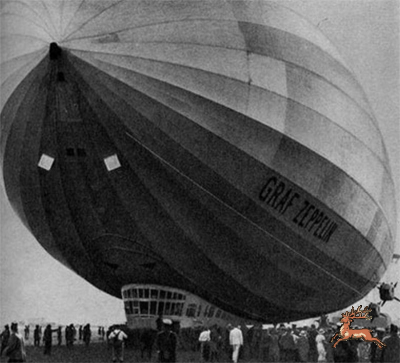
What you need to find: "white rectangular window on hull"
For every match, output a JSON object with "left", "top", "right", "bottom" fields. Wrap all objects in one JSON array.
[
  {"left": 38, "top": 154, "right": 55, "bottom": 171},
  {"left": 104, "top": 154, "right": 121, "bottom": 171}
]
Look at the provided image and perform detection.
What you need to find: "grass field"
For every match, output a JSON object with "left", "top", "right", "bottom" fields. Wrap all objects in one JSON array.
[{"left": 0, "top": 341, "right": 239, "bottom": 363}]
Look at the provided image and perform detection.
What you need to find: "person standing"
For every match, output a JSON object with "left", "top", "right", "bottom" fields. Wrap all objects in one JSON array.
[
  {"left": 308, "top": 324, "right": 318, "bottom": 362},
  {"left": 72, "top": 324, "right": 77, "bottom": 342},
  {"left": 199, "top": 327, "right": 211, "bottom": 362},
  {"left": 0, "top": 325, "right": 10, "bottom": 355},
  {"left": 43, "top": 325, "right": 52, "bottom": 355},
  {"left": 381, "top": 324, "right": 400, "bottom": 363},
  {"left": 298, "top": 330, "right": 310, "bottom": 362},
  {"left": 258, "top": 326, "right": 270, "bottom": 361},
  {"left": 3, "top": 322, "right": 26, "bottom": 362},
  {"left": 157, "top": 319, "right": 177, "bottom": 362},
  {"left": 66, "top": 324, "right": 76, "bottom": 347},
  {"left": 209, "top": 326, "right": 222, "bottom": 362},
  {"left": 156, "top": 314, "right": 163, "bottom": 332},
  {"left": 108, "top": 325, "right": 128, "bottom": 363},
  {"left": 65, "top": 325, "right": 71, "bottom": 347},
  {"left": 57, "top": 326, "right": 62, "bottom": 346},
  {"left": 316, "top": 329, "right": 327, "bottom": 362},
  {"left": 223, "top": 325, "right": 232, "bottom": 359},
  {"left": 324, "top": 329, "right": 334, "bottom": 363},
  {"left": 229, "top": 324, "right": 244, "bottom": 363},
  {"left": 43, "top": 324, "right": 57, "bottom": 355},
  {"left": 83, "top": 324, "right": 91, "bottom": 346},
  {"left": 269, "top": 328, "right": 280, "bottom": 363},
  {"left": 279, "top": 326, "right": 296, "bottom": 362},
  {"left": 33, "top": 325, "right": 40, "bottom": 347},
  {"left": 23, "top": 326, "right": 29, "bottom": 341}
]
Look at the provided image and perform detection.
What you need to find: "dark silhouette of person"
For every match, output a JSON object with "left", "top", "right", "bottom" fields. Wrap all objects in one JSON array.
[
  {"left": 23, "top": 326, "right": 29, "bottom": 341},
  {"left": 83, "top": 324, "right": 91, "bottom": 346},
  {"left": 43, "top": 324, "right": 57, "bottom": 355},
  {"left": 106, "top": 326, "right": 113, "bottom": 347},
  {"left": 156, "top": 314, "right": 163, "bottom": 332},
  {"left": 57, "top": 327, "right": 62, "bottom": 346},
  {"left": 297, "top": 330, "right": 310, "bottom": 362},
  {"left": 33, "top": 325, "right": 40, "bottom": 347},
  {"left": 0, "top": 325, "right": 10, "bottom": 355},
  {"left": 71, "top": 325, "right": 76, "bottom": 343},
  {"left": 279, "top": 326, "right": 296, "bottom": 362},
  {"left": 209, "top": 326, "right": 223, "bottom": 362},
  {"left": 268, "top": 328, "right": 280, "bottom": 362},
  {"left": 79, "top": 325, "right": 83, "bottom": 340},
  {"left": 65, "top": 325, "right": 70, "bottom": 347},
  {"left": 157, "top": 319, "right": 177, "bottom": 362},
  {"left": 65, "top": 324, "right": 75, "bottom": 347},
  {"left": 308, "top": 324, "right": 318, "bottom": 362}
]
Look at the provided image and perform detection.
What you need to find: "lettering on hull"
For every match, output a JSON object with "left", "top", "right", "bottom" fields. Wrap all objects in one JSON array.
[{"left": 259, "top": 176, "right": 339, "bottom": 243}]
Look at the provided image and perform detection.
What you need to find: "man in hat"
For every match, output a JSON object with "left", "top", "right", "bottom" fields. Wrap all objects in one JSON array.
[
  {"left": 279, "top": 326, "right": 297, "bottom": 362},
  {"left": 157, "top": 319, "right": 177, "bottom": 362},
  {"left": 3, "top": 322, "right": 26, "bottom": 362}
]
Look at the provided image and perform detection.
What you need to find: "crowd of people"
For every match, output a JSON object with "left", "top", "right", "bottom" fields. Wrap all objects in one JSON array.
[
  {"left": 0, "top": 322, "right": 107, "bottom": 360},
  {"left": 0, "top": 319, "right": 398, "bottom": 362},
  {"left": 193, "top": 322, "right": 400, "bottom": 363}
]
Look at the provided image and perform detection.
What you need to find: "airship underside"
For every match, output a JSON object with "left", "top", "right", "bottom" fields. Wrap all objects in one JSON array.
[{"left": 0, "top": 0, "right": 396, "bottom": 323}]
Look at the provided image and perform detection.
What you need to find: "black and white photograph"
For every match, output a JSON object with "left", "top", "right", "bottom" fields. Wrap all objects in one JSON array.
[{"left": 1, "top": 1, "right": 399, "bottom": 362}]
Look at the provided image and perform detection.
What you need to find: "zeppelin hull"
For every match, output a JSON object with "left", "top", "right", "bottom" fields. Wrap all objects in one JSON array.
[{"left": 0, "top": 0, "right": 396, "bottom": 323}]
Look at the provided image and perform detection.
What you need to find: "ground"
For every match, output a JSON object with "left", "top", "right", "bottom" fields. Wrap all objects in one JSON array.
[{"left": 0, "top": 341, "right": 243, "bottom": 363}]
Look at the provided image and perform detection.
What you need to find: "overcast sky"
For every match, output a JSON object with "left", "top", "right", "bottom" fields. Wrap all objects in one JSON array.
[{"left": 1, "top": 0, "right": 399, "bottom": 327}]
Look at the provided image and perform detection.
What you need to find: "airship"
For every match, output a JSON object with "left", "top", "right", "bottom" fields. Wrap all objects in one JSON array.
[{"left": 0, "top": 0, "right": 396, "bottom": 327}]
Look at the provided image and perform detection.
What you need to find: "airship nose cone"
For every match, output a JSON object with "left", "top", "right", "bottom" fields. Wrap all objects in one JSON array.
[{"left": 49, "top": 42, "right": 62, "bottom": 60}]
